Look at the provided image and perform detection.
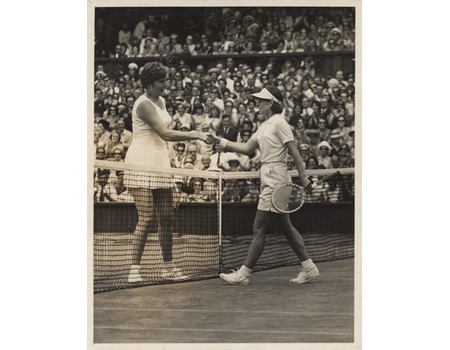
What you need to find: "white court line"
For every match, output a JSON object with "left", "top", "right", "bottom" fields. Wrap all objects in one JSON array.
[
  {"left": 95, "top": 307, "right": 353, "bottom": 316},
  {"left": 94, "top": 325, "right": 352, "bottom": 336}
]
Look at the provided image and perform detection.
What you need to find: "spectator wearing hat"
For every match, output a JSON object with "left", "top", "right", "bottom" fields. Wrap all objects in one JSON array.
[
  {"left": 330, "top": 28, "right": 347, "bottom": 50},
  {"left": 317, "top": 141, "right": 332, "bottom": 169},
  {"left": 328, "top": 129, "right": 343, "bottom": 157}
]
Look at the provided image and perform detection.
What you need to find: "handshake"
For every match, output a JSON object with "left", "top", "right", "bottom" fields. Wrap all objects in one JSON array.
[{"left": 201, "top": 133, "right": 221, "bottom": 145}]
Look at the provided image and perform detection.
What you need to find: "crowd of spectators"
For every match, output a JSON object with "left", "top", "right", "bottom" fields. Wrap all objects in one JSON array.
[
  {"left": 95, "top": 7, "right": 355, "bottom": 58},
  {"left": 94, "top": 7, "right": 356, "bottom": 204}
]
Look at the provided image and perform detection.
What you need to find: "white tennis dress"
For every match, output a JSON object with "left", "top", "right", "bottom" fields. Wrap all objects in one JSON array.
[
  {"left": 124, "top": 94, "right": 173, "bottom": 189},
  {"left": 251, "top": 114, "right": 294, "bottom": 211}
]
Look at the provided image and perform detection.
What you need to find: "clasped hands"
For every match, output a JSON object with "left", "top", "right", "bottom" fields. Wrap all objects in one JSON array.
[{"left": 199, "top": 133, "right": 221, "bottom": 145}]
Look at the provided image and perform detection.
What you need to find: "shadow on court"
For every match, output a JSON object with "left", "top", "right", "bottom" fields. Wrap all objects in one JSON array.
[{"left": 94, "top": 258, "right": 354, "bottom": 344}]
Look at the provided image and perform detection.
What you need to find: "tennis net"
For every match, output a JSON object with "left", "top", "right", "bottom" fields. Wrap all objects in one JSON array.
[{"left": 92, "top": 160, "right": 355, "bottom": 292}]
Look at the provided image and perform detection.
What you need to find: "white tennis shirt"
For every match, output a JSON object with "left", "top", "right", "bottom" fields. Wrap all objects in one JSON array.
[{"left": 251, "top": 114, "right": 294, "bottom": 164}]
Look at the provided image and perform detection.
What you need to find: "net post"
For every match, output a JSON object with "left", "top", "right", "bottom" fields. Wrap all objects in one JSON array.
[{"left": 218, "top": 173, "right": 223, "bottom": 247}]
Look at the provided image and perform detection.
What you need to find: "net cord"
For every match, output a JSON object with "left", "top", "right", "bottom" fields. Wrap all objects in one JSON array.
[{"left": 94, "top": 160, "right": 355, "bottom": 180}]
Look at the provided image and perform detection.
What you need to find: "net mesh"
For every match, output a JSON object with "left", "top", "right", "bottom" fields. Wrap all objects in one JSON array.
[{"left": 93, "top": 160, "right": 355, "bottom": 292}]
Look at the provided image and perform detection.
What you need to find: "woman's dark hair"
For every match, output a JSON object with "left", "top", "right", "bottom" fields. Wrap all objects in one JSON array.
[
  {"left": 264, "top": 85, "right": 284, "bottom": 114},
  {"left": 140, "top": 62, "right": 169, "bottom": 89},
  {"left": 306, "top": 156, "right": 319, "bottom": 169}
]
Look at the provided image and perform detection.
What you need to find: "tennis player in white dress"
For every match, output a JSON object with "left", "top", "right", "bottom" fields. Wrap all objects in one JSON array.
[
  {"left": 211, "top": 86, "right": 320, "bottom": 285},
  {"left": 125, "top": 62, "right": 212, "bottom": 283}
]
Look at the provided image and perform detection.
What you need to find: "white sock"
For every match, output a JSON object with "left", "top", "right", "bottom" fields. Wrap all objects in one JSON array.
[
  {"left": 301, "top": 259, "right": 314, "bottom": 269},
  {"left": 238, "top": 265, "right": 252, "bottom": 278}
]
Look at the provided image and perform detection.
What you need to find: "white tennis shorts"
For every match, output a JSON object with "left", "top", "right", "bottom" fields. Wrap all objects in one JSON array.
[{"left": 258, "top": 162, "right": 291, "bottom": 212}]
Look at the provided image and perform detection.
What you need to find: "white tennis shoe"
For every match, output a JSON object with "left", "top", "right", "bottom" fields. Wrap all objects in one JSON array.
[
  {"left": 289, "top": 265, "right": 320, "bottom": 284},
  {"left": 162, "top": 266, "right": 190, "bottom": 281},
  {"left": 219, "top": 270, "right": 250, "bottom": 285},
  {"left": 127, "top": 271, "right": 143, "bottom": 283}
]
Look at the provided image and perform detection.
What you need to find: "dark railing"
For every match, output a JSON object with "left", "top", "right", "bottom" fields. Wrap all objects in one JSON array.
[{"left": 94, "top": 51, "right": 355, "bottom": 78}]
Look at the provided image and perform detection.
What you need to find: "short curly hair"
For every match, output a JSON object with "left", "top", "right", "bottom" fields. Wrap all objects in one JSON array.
[{"left": 140, "top": 62, "right": 168, "bottom": 89}]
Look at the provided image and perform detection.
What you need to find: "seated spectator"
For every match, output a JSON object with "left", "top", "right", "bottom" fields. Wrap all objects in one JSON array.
[
  {"left": 226, "top": 154, "right": 243, "bottom": 172},
  {"left": 317, "top": 141, "right": 332, "bottom": 169},
  {"left": 298, "top": 143, "right": 310, "bottom": 167},
  {"left": 182, "top": 143, "right": 200, "bottom": 167},
  {"left": 338, "top": 143, "right": 353, "bottom": 168},
  {"left": 222, "top": 179, "right": 241, "bottom": 203},
  {"left": 110, "top": 170, "right": 133, "bottom": 202},
  {"left": 94, "top": 128, "right": 103, "bottom": 149},
  {"left": 115, "top": 118, "right": 132, "bottom": 149},
  {"left": 209, "top": 143, "right": 233, "bottom": 171},
  {"left": 181, "top": 156, "right": 195, "bottom": 169},
  {"left": 191, "top": 103, "right": 206, "bottom": 131},
  {"left": 173, "top": 176, "right": 189, "bottom": 206},
  {"left": 318, "top": 117, "right": 331, "bottom": 141},
  {"left": 330, "top": 154, "right": 340, "bottom": 169},
  {"left": 305, "top": 129, "right": 320, "bottom": 156},
  {"left": 94, "top": 169, "right": 115, "bottom": 202},
  {"left": 187, "top": 178, "right": 208, "bottom": 203},
  {"left": 202, "top": 178, "right": 218, "bottom": 202},
  {"left": 333, "top": 116, "right": 351, "bottom": 143},
  {"left": 305, "top": 101, "right": 322, "bottom": 129},
  {"left": 328, "top": 129, "right": 343, "bottom": 156},
  {"left": 97, "top": 119, "right": 111, "bottom": 145},
  {"left": 195, "top": 154, "right": 212, "bottom": 171},
  {"left": 217, "top": 114, "right": 238, "bottom": 142},
  {"left": 205, "top": 105, "right": 222, "bottom": 132},
  {"left": 105, "top": 130, "right": 124, "bottom": 158},
  {"left": 108, "top": 147, "right": 125, "bottom": 162},
  {"left": 95, "top": 145, "right": 107, "bottom": 160},
  {"left": 236, "top": 120, "right": 254, "bottom": 143},
  {"left": 171, "top": 103, "right": 193, "bottom": 130},
  {"left": 170, "top": 142, "right": 186, "bottom": 168},
  {"left": 306, "top": 155, "right": 319, "bottom": 170}
]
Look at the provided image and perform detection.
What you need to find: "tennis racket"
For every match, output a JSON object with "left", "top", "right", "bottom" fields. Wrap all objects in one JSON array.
[{"left": 271, "top": 171, "right": 341, "bottom": 214}]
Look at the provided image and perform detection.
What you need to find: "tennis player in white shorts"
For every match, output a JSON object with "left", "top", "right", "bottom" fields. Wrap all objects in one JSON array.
[{"left": 211, "top": 85, "right": 320, "bottom": 285}]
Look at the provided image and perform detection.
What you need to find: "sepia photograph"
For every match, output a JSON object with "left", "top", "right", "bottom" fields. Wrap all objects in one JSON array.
[{"left": 89, "top": 1, "right": 361, "bottom": 348}]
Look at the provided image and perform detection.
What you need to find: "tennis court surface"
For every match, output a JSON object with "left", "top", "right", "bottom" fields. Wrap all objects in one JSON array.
[{"left": 94, "top": 257, "right": 354, "bottom": 344}]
